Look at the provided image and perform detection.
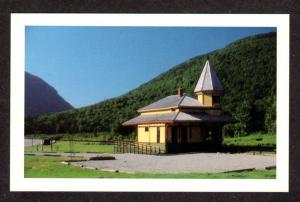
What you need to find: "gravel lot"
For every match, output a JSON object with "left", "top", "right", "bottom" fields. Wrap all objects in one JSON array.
[{"left": 66, "top": 152, "right": 276, "bottom": 173}]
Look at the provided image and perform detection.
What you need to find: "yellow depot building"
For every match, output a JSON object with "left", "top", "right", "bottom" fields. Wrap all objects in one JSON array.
[{"left": 123, "top": 60, "right": 234, "bottom": 153}]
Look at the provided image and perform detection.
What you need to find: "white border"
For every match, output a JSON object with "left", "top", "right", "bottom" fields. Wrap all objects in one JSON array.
[{"left": 11, "top": 14, "right": 289, "bottom": 192}]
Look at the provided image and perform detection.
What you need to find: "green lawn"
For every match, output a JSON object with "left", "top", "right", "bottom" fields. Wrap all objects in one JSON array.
[
  {"left": 25, "top": 156, "right": 276, "bottom": 179},
  {"left": 223, "top": 133, "right": 276, "bottom": 147},
  {"left": 25, "top": 133, "right": 276, "bottom": 154},
  {"left": 25, "top": 141, "right": 114, "bottom": 153}
]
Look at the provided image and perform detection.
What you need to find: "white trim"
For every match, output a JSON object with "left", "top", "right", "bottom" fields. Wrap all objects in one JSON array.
[{"left": 11, "top": 14, "right": 289, "bottom": 192}]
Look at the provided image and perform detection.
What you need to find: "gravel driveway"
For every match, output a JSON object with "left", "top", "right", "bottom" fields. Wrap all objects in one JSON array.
[{"left": 70, "top": 153, "right": 276, "bottom": 173}]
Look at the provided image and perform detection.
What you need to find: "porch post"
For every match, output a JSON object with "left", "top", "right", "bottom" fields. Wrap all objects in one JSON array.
[{"left": 165, "top": 123, "right": 168, "bottom": 153}]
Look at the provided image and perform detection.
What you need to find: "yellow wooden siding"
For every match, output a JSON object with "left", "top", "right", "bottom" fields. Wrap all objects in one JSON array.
[
  {"left": 160, "top": 126, "right": 165, "bottom": 143},
  {"left": 137, "top": 124, "right": 165, "bottom": 143},
  {"left": 137, "top": 127, "right": 149, "bottom": 142},
  {"left": 203, "top": 94, "right": 213, "bottom": 106},
  {"left": 196, "top": 93, "right": 204, "bottom": 104},
  {"left": 196, "top": 92, "right": 213, "bottom": 107}
]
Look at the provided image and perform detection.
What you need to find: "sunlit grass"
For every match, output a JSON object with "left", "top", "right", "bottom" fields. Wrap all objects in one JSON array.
[
  {"left": 25, "top": 141, "right": 114, "bottom": 153},
  {"left": 25, "top": 156, "right": 276, "bottom": 179},
  {"left": 223, "top": 133, "right": 276, "bottom": 147}
]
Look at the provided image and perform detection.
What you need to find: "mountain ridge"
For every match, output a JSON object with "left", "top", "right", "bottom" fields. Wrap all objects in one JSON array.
[{"left": 25, "top": 72, "right": 73, "bottom": 117}]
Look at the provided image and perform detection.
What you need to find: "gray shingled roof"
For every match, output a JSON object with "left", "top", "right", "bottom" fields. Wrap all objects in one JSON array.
[
  {"left": 138, "top": 95, "right": 203, "bottom": 112},
  {"left": 123, "top": 112, "right": 178, "bottom": 125},
  {"left": 194, "top": 60, "right": 224, "bottom": 92},
  {"left": 122, "top": 111, "right": 234, "bottom": 126}
]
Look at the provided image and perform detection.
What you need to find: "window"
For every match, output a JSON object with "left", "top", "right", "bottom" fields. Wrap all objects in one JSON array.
[
  {"left": 145, "top": 127, "right": 149, "bottom": 132},
  {"left": 212, "top": 96, "right": 220, "bottom": 104}
]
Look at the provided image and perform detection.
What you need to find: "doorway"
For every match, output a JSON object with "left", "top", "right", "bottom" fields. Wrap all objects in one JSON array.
[
  {"left": 181, "top": 126, "right": 187, "bottom": 144},
  {"left": 171, "top": 127, "right": 177, "bottom": 144}
]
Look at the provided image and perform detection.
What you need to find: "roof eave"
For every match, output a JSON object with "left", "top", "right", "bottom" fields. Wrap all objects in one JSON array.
[
  {"left": 123, "top": 120, "right": 174, "bottom": 126},
  {"left": 194, "top": 89, "right": 224, "bottom": 94},
  {"left": 137, "top": 106, "right": 179, "bottom": 113}
]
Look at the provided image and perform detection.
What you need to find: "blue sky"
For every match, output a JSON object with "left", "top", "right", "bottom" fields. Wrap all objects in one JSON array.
[{"left": 25, "top": 26, "right": 276, "bottom": 108}]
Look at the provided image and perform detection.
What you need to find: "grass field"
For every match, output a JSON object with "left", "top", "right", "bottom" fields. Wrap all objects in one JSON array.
[
  {"left": 25, "top": 141, "right": 114, "bottom": 153},
  {"left": 223, "top": 133, "right": 276, "bottom": 147},
  {"left": 24, "top": 156, "right": 276, "bottom": 179},
  {"left": 25, "top": 133, "right": 276, "bottom": 154}
]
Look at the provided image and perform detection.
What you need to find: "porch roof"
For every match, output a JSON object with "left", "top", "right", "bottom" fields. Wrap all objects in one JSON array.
[{"left": 122, "top": 111, "right": 234, "bottom": 126}]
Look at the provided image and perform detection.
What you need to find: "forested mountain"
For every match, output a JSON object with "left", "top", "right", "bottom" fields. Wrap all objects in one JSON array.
[
  {"left": 25, "top": 32, "right": 276, "bottom": 137},
  {"left": 25, "top": 72, "right": 73, "bottom": 117}
]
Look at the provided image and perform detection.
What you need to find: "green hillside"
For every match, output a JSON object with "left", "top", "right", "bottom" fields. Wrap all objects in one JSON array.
[{"left": 25, "top": 32, "right": 276, "bottom": 137}]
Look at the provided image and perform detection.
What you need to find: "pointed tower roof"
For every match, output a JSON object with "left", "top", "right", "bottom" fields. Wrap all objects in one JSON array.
[{"left": 194, "top": 60, "right": 224, "bottom": 93}]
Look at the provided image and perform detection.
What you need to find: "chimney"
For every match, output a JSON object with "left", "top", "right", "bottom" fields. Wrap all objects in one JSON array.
[{"left": 177, "top": 87, "right": 183, "bottom": 97}]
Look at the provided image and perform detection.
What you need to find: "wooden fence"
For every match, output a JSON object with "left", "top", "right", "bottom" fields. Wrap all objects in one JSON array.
[{"left": 114, "top": 141, "right": 165, "bottom": 155}]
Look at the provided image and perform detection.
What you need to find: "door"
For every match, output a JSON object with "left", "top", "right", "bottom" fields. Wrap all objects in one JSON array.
[
  {"left": 171, "top": 127, "right": 177, "bottom": 144},
  {"left": 181, "top": 126, "right": 187, "bottom": 144}
]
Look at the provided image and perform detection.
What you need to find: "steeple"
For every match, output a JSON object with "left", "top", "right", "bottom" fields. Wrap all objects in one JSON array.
[
  {"left": 194, "top": 60, "right": 224, "bottom": 93},
  {"left": 194, "top": 60, "right": 224, "bottom": 107}
]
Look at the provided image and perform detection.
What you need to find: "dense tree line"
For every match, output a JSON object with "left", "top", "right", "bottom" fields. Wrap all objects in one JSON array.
[{"left": 25, "top": 32, "right": 276, "bottom": 137}]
